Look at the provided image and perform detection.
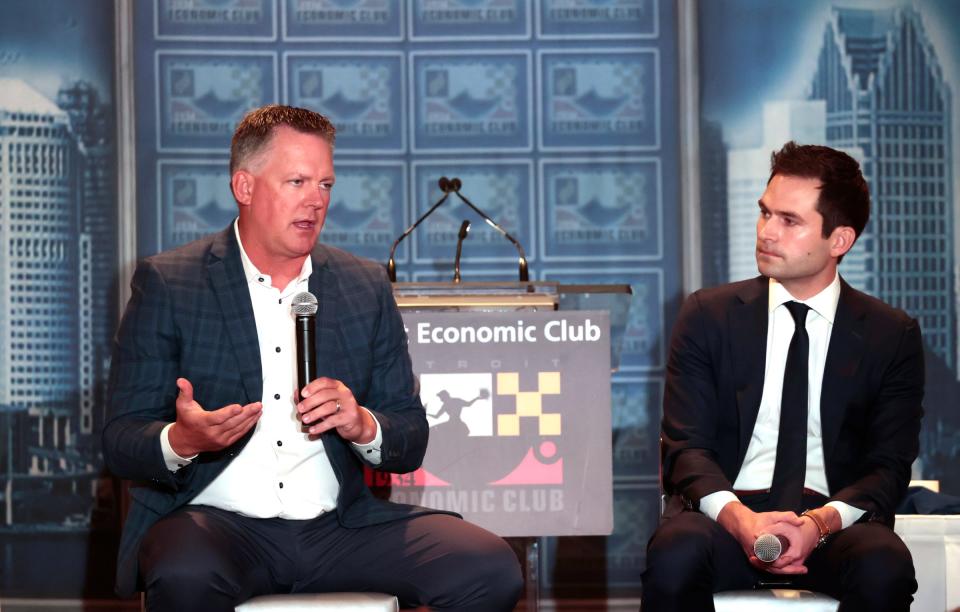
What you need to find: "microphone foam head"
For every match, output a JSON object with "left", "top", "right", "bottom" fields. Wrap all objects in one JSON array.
[
  {"left": 754, "top": 533, "right": 783, "bottom": 563},
  {"left": 292, "top": 291, "right": 319, "bottom": 316}
]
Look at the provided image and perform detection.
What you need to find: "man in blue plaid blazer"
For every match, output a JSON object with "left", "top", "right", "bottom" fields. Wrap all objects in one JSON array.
[{"left": 103, "top": 105, "right": 521, "bottom": 611}]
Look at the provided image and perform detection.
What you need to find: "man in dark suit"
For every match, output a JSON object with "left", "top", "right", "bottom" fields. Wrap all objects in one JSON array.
[
  {"left": 102, "top": 105, "right": 522, "bottom": 611},
  {"left": 642, "top": 142, "right": 923, "bottom": 611}
]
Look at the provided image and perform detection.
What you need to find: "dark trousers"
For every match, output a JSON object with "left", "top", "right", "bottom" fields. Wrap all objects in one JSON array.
[
  {"left": 641, "top": 508, "right": 917, "bottom": 612},
  {"left": 139, "top": 505, "right": 523, "bottom": 612}
]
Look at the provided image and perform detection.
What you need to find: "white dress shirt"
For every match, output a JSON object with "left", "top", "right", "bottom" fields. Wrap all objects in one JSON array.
[
  {"left": 699, "top": 274, "right": 865, "bottom": 528},
  {"left": 159, "top": 220, "right": 382, "bottom": 519}
]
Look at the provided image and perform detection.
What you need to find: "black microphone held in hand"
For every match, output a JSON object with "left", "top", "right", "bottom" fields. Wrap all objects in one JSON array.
[
  {"left": 754, "top": 533, "right": 790, "bottom": 562},
  {"left": 292, "top": 292, "right": 319, "bottom": 393}
]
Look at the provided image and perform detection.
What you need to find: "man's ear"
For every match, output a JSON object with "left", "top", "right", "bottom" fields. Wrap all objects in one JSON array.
[
  {"left": 231, "top": 170, "right": 254, "bottom": 206},
  {"left": 829, "top": 225, "right": 856, "bottom": 259}
]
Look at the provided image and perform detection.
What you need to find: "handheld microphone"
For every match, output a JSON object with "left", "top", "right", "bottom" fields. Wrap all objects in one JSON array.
[
  {"left": 753, "top": 533, "right": 790, "bottom": 563},
  {"left": 453, "top": 220, "right": 470, "bottom": 283},
  {"left": 292, "top": 292, "right": 319, "bottom": 394}
]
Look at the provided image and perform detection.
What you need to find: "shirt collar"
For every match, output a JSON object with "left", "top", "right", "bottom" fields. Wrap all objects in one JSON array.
[
  {"left": 767, "top": 272, "right": 841, "bottom": 324},
  {"left": 233, "top": 218, "right": 313, "bottom": 287}
]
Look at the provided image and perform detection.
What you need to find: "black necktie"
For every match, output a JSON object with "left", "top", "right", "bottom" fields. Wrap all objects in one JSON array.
[{"left": 769, "top": 301, "right": 810, "bottom": 512}]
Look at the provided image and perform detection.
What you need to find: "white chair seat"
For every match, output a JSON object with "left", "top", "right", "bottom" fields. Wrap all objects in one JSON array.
[
  {"left": 235, "top": 592, "right": 399, "bottom": 612},
  {"left": 714, "top": 588, "right": 839, "bottom": 611}
]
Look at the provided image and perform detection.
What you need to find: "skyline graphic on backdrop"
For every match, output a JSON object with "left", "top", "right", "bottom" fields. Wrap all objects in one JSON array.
[
  {"left": 0, "top": 0, "right": 118, "bottom": 540},
  {"left": 700, "top": 2, "right": 960, "bottom": 485},
  {"left": 0, "top": 77, "right": 116, "bottom": 532}
]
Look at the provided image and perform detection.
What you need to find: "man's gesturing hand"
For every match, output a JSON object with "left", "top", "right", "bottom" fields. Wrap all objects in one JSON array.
[
  {"left": 297, "top": 377, "right": 377, "bottom": 444},
  {"left": 168, "top": 377, "right": 262, "bottom": 457}
]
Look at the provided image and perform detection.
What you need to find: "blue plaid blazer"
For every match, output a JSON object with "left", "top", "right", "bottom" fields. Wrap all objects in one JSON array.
[{"left": 103, "top": 226, "right": 436, "bottom": 596}]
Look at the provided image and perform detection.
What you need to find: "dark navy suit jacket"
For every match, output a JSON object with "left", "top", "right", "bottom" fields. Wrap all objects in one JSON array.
[
  {"left": 660, "top": 275, "right": 924, "bottom": 527},
  {"left": 103, "top": 226, "right": 436, "bottom": 596}
]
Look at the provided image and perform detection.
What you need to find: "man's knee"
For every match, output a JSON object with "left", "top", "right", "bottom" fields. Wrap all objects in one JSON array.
[
  {"left": 644, "top": 515, "right": 716, "bottom": 584},
  {"left": 829, "top": 525, "right": 916, "bottom": 610},
  {"left": 140, "top": 544, "right": 241, "bottom": 595},
  {"left": 418, "top": 517, "right": 522, "bottom": 610},
  {"left": 469, "top": 536, "right": 524, "bottom": 605},
  {"left": 139, "top": 515, "right": 247, "bottom": 610},
  {"left": 452, "top": 528, "right": 522, "bottom": 608},
  {"left": 846, "top": 538, "right": 916, "bottom": 604}
]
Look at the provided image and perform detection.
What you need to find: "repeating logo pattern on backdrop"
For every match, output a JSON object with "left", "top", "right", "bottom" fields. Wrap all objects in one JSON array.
[
  {"left": 284, "top": 0, "right": 402, "bottom": 40},
  {"left": 159, "top": 160, "right": 235, "bottom": 249},
  {"left": 540, "top": 50, "right": 658, "bottom": 149},
  {"left": 410, "top": 0, "right": 529, "bottom": 40},
  {"left": 537, "top": 0, "right": 657, "bottom": 39},
  {"left": 412, "top": 51, "right": 531, "bottom": 151},
  {"left": 541, "top": 159, "right": 661, "bottom": 260},
  {"left": 158, "top": 52, "right": 276, "bottom": 150},
  {"left": 155, "top": 0, "right": 276, "bottom": 40},
  {"left": 286, "top": 53, "right": 404, "bottom": 152}
]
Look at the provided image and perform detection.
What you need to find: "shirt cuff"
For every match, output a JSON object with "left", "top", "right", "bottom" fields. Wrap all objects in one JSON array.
[
  {"left": 160, "top": 422, "right": 198, "bottom": 472},
  {"left": 825, "top": 501, "right": 865, "bottom": 529},
  {"left": 700, "top": 491, "right": 740, "bottom": 520},
  {"left": 351, "top": 407, "right": 383, "bottom": 466},
  {"left": 699, "top": 490, "right": 740, "bottom": 521}
]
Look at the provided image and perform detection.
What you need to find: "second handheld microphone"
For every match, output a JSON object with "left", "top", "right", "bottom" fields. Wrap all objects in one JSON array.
[{"left": 753, "top": 533, "right": 790, "bottom": 563}]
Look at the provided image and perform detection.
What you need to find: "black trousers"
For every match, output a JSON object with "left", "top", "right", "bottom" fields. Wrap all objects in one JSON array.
[
  {"left": 139, "top": 505, "right": 523, "bottom": 612},
  {"left": 641, "top": 505, "right": 917, "bottom": 612}
]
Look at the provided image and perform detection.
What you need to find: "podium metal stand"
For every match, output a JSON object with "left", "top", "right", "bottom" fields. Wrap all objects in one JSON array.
[{"left": 390, "top": 281, "right": 631, "bottom": 611}]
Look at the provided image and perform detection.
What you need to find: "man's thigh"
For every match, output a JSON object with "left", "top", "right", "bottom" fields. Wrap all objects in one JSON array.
[
  {"left": 800, "top": 521, "right": 916, "bottom": 605},
  {"left": 295, "top": 513, "right": 522, "bottom": 609},
  {"left": 644, "top": 511, "right": 758, "bottom": 594},
  {"left": 139, "top": 506, "right": 297, "bottom": 610},
  {"left": 140, "top": 507, "right": 521, "bottom": 610}
]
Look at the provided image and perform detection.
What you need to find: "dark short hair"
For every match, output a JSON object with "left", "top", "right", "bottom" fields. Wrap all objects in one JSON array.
[
  {"left": 230, "top": 104, "right": 336, "bottom": 175},
  {"left": 768, "top": 141, "right": 870, "bottom": 240}
]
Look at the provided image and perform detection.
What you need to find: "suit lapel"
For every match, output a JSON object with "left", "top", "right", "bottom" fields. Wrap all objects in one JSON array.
[
  {"left": 307, "top": 245, "right": 340, "bottom": 374},
  {"left": 307, "top": 246, "right": 349, "bottom": 475},
  {"left": 730, "top": 277, "right": 770, "bottom": 463},
  {"left": 820, "top": 279, "right": 865, "bottom": 462},
  {"left": 207, "top": 227, "right": 263, "bottom": 403}
]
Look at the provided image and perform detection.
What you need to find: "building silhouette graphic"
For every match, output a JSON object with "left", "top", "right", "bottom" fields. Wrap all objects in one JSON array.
[
  {"left": 809, "top": 7, "right": 955, "bottom": 370},
  {"left": 0, "top": 78, "right": 99, "bottom": 527},
  {"left": 699, "top": 120, "right": 728, "bottom": 290},
  {"left": 57, "top": 80, "right": 117, "bottom": 437}
]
